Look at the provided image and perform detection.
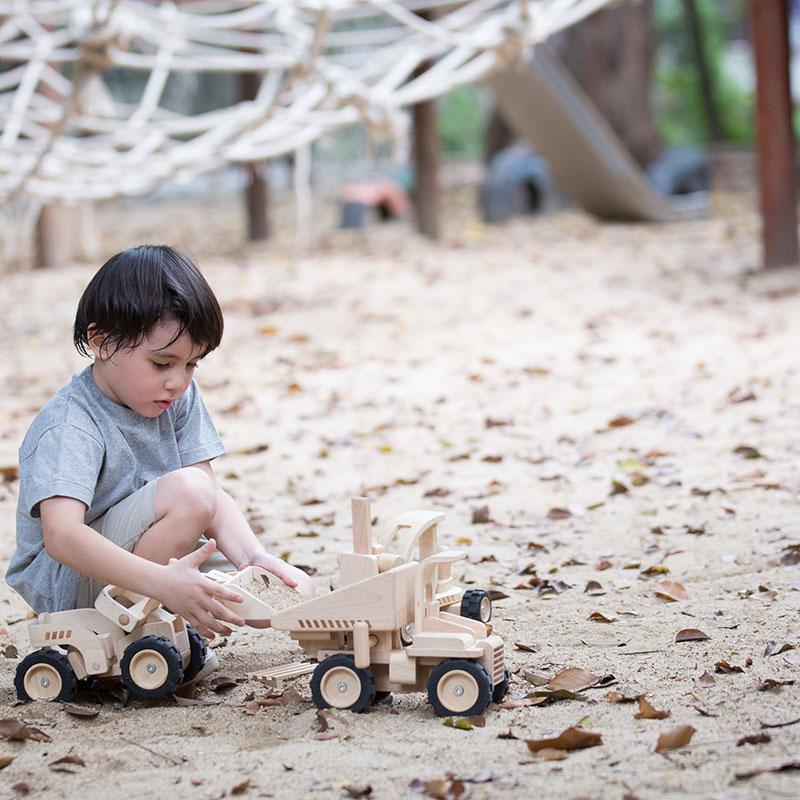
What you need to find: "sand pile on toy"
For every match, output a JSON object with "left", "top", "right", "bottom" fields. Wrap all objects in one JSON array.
[{"left": 235, "top": 568, "right": 304, "bottom": 612}]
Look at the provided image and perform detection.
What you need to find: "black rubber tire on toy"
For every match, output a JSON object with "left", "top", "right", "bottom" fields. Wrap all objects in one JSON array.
[
  {"left": 427, "top": 659, "right": 492, "bottom": 717},
  {"left": 460, "top": 589, "right": 492, "bottom": 622},
  {"left": 15, "top": 648, "right": 78, "bottom": 702},
  {"left": 492, "top": 663, "right": 511, "bottom": 703},
  {"left": 181, "top": 625, "right": 208, "bottom": 683},
  {"left": 120, "top": 635, "right": 184, "bottom": 699},
  {"left": 310, "top": 654, "right": 375, "bottom": 713}
]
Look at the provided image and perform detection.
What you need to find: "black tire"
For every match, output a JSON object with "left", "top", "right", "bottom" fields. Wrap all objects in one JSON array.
[
  {"left": 120, "top": 635, "right": 184, "bottom": 699},
  {"left": 427, "top": 659, "right": 492, "bottom": 717},
  {"left": 461, "top": 589, "right": 492, "bottom": 622},
  {"left": 310, "top": 654, "right": 375, "bottom": 713},
  {"left": 492, "top": 664, "right": 511, "bottom": 703},
  {"left": 15, "top": 649, "right": 78, "bottom": 703},
  {"left": 181, "top": 625, "right": 208, "bottom": 683}
]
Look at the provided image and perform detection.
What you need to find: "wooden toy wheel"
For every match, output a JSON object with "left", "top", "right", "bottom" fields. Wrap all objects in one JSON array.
[
  {"left": 15, "top": 649, "right": 77, "bottom": 702},
  {"left": 310, "top": 654, "right": 375, "bottom": 713},
  {"left": 121, "top": 635, "right": 184, "bottom": 698},
  {"left": 427, "top": 659, "right": 492, "bottom": 717},
  {"left": 460, "top": 589, "right": 492, "bottom": 622}
]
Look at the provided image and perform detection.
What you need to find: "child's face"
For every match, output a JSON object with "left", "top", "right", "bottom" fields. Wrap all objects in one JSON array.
[{"left": 90, "top": 320, "right": 205, "bottom": 417}]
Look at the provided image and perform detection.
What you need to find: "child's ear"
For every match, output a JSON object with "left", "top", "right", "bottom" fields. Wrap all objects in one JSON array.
[{"left": 86, "top": 325, "right": 107, "bottom": 360}]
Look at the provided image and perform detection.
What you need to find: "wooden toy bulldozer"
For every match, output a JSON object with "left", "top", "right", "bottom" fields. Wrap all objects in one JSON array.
[
  {"left": 219, "top": 497, "right": 509, "bottom": 716},
  {"left": 15, "top": 586, "right": 207, "bottom": 702}
]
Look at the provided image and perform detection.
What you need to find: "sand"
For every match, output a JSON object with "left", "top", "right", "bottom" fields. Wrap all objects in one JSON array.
[{"left": 1, "top": 190, "right": 799, "bottom": 799}]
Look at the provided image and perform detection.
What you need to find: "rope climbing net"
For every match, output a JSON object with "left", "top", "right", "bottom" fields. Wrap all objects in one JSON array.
[{"left": 0, "top": 0, "right": 612, "bottom": 204}]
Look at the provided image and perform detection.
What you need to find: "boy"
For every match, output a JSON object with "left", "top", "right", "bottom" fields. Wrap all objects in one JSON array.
[{"left": 6, "top": 245, "right": 312, "bottom": 644}]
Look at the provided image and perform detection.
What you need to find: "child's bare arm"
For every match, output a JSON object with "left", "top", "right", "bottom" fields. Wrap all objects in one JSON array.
[
  {"left": 40, "top": 496, "right": 246, "bottom": 637},
  {"left": 190, "top": 462, "right": 314, "bottom": 597}
]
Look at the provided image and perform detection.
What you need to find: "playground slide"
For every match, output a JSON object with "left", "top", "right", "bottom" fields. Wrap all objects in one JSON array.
[{"left": 485, "top": 46, "right": 709, "bottom": 222}]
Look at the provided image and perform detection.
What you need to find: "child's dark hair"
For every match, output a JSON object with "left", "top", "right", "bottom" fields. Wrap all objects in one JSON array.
[{"left": 74, "top": 245, "right": 223, "bottom": 359}]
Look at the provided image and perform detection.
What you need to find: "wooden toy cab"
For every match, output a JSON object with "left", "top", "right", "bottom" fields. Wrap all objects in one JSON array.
[
  {"left": 216, "top": 497, "right": 509, "bottom": 717},
  {"left": 14, "top": 585, "right": 206, "bottom": 702}
]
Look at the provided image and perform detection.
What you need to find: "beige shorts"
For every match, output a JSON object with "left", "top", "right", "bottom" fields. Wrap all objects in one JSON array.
[{"left": 76, "top": 477, "right": 232, "bottom": 608}]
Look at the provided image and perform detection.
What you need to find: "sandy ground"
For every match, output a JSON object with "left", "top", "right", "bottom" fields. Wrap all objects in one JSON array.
[{"left": 1, "top": 190, "right": 800, "bottom": 800}]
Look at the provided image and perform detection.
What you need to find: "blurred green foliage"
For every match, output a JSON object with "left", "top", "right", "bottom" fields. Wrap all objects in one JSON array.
[
  {"left": 654, "top": 0, "right": 754, "bottom": 144},
  {"left": 438, "top": 85, "right": 489, "bottom": 157}
]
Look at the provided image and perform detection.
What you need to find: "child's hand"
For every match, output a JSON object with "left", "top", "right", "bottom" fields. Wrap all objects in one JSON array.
[
  {"left": 157, "top": 539, "right": 246, "bottom": 638},
  {"left": 248, "top": 551, "right": 315, "bottom": 598}
]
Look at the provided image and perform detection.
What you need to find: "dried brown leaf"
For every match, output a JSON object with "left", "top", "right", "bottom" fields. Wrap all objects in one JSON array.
[
  {"left": 606, "top": 687, "right": 643, "bottom": 703},
  {"left": 62, "top": 704, "right": 100, "bottom": 718},
  {"left": 759, "top": 678, "right": 794, "bottom": 691},
  {"left": 0, "top": 719, "right": 51, "bottom": 742},
  {"left": 714, "top": 660, "right": 744, "bottom": 674},
  {"left": 343, "top": 785, "right": 372, "bottom": 798},
  {"left": 471, "top": 506, "right": 491, "bottom": 524},
  {"left": 208, "top": 676, "right": 238, "bottom": 693},
  {"left": 735, "top": 762, "right": 800, "bottom": 780},
  {"left": 654, "top": 580, "right": 688, "bottom": 602},
  {"left": 521, "top": 670, "right": 549, "bottom": 687},
  {"left": 634, "top": 697, "right": 670, "bottom": 720},
  {"left": 548, "top": 667, "right": 600, "bottom": 693},
  {"left": 764, "top": 641, "right": 794, "bottom": 657},
  {"left": 654, "top": 725, "right": 695, "bottom": 752},
  {"left": 526, "top": 726, "right": 602, "bottom": 753},
  {"left": 49, "top": 754, "right": 86, "bottom": 772},
  {"left": 697, "top": 671, "right": 716, "bottom": 688},
  {"left": 608, "top": 415, "right": 636, "bottom": 428},
  {"left": 733, "top": 445, "right": 762, "bottom": 460},
  {"left": 588, "top": 611, "right": 616, "bottom": 623},
  {"left": 737, "top": 733, "right": 771, "bottom": 747},
  {"left": 675, "top": 628, "right": 710, "bottom": 643}
]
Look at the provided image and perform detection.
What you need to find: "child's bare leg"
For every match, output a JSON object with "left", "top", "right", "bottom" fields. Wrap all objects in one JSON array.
[{"left": 133, "top": 467, "right": 217, "bottom": 564}]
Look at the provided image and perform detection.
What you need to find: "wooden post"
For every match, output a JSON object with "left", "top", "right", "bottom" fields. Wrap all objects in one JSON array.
[
  {"left": 411, "top": 11, "right": 441, "bottom": 239},
  {"left": 751, "top": 0, "right": 798, "bottom": 269},
  {"left": 34, "top": 203, "right": 71, "bottom": 269},
  {"left": 411, "top": 95, "right": 441, "bottom": 239},
  {"left": 351, "top": 497, "right": 372, "bottom": 555},
  {"left": 240, "top": 71, "right": 269, "bottom": 241}
]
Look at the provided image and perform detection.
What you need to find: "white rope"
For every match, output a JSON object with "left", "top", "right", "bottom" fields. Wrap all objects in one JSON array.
[{"left": 0, "top": 0, "right": 615, "bottom": 202}]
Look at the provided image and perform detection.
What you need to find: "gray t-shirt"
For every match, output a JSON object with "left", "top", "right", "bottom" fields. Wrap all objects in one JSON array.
[{"left": 6, "top": 365, "right": 225, "bottom": 613}]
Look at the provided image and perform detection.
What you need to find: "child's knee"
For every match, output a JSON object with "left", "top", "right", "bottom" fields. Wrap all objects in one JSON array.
[{"left": 156, "top": 467, "right": 217, "bottom": 528}]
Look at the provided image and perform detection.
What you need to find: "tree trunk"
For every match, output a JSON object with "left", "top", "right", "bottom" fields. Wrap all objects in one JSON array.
[
  {"left": 553, "top": 0, "right": 661, "bottom": 168},
  {"left": 411, "top": 11, "right": 441, "bottom": 239},
  {"left": 240, "top": 71, "right": 269, "bottom": 241}
]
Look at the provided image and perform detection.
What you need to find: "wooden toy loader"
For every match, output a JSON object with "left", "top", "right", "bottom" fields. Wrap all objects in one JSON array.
[
  {"left": 15, "top": 585, "right": 206, "bottom": 702},
  {"left": 216, "top": 497, "right": 509, "bottom": 716}
]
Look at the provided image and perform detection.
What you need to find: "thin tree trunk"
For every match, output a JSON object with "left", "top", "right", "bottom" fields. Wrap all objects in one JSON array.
[{"left": 240, "top": 71, "right": 269, "bottom": 241}]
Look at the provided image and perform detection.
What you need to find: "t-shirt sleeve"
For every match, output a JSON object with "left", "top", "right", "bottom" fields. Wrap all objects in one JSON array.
[
  {"left": 19, "top": 424, "right": 104, "bottom": 518},
  {"left": 173, "top": 380, "right": 226, "bottom": 466}
]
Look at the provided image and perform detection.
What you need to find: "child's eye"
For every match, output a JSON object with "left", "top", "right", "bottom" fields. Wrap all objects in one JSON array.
[
  {"left": 187, "top": 362, "right": 198, "bottom": 370},
  {"left": 151, "top": 361, "right": 169, "bottom": 370}
]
